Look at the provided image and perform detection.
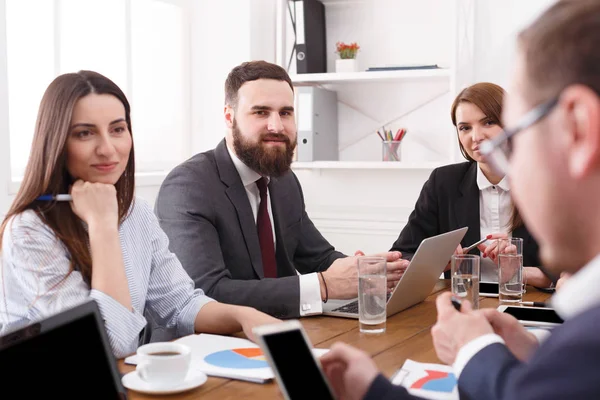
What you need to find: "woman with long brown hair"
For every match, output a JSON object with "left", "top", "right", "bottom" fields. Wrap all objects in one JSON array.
[
  {"left": 390, "top": 82, "right": 555, "bottom": 288},
  {"left": 0, "top": 70, "right": 279, "bottom": 358}
]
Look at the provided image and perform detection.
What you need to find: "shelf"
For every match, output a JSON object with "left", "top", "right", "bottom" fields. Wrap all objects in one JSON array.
[
  {"left": 292, "top": 161, "right": 445, "bottom": 170},
  {"left": 290, "top": 69, "right": 451, "bottom": 86}
]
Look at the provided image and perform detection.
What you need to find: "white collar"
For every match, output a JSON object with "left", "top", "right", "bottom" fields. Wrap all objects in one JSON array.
[
  {"left": 551, "top": 253, "right": 600, "bottom": 320},
  {"left": 226, "top": 144, "right": 266, "bottom": 187},
  {"left": 476, "top": 164, "right": 510, "bottom": 191}
]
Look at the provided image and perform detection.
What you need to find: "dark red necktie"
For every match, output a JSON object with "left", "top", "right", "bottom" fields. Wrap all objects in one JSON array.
[{"left": 256, "top": 177, "right": 277, "bottom": 278}]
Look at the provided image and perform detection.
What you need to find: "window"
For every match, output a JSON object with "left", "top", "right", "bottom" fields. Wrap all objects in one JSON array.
[{"left": 5, "top": 0, "right": 190, "bottom": 181}]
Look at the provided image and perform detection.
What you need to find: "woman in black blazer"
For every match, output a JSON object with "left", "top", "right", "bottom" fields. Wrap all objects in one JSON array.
[{"left": 391, "top": 82, "right": 555, "bottom": 286}]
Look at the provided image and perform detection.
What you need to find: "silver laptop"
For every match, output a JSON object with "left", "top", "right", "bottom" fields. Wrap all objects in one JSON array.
[{"left": 323, "top": 227, "right": 468, "bottom": 319}]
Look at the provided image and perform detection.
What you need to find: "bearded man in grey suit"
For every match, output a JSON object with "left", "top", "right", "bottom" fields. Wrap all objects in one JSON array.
[{"left": 155, "top": 60, "right": 408, "bottom": 319}]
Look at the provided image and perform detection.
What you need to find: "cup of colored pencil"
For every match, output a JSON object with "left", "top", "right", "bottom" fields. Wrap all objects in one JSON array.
[{"left": 378, "top": 127, "right": 407, "bottom": 162}]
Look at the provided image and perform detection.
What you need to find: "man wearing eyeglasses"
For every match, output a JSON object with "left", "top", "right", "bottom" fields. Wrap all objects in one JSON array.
[{"left": 319, "top": 1, "right": 600, "bottom": 399}]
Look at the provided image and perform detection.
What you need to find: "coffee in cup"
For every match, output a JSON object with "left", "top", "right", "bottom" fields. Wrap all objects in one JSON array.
[{"left": 136, "top": 342, "right": 191, "bottom": 388}]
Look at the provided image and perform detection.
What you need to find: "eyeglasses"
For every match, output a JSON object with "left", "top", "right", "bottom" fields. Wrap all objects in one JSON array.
[{"left": 480, "top": 96, "right": 559, "bottom": 176}]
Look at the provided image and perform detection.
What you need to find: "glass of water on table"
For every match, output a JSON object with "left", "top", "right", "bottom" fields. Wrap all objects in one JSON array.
[
  {"left": 498, "top": 238, "right": 524, "bottom": 304},
  {"left": 358, "top": 256, "right": 387, "bottom": 334},
  {"left": 451, "top": 254, "right": 480, "bottom": 309}
]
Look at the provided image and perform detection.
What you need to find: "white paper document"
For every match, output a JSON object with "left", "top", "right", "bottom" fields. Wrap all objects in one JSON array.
[
  {"left": 391, "top": 359, "right": 459, "bottom": 400},
  {"left": 125, "top": 333, "right": 329, "bottom": 384}
]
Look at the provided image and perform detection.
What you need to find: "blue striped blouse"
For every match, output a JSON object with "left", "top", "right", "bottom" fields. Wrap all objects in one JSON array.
[{"left": 0, "top": 197, "right": 214, "bottom": 358}]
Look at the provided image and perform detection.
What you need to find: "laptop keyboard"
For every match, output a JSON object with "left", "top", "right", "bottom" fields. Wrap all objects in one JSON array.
[{"left": 331, "top": 293, "right": 392, "bottom": 314}]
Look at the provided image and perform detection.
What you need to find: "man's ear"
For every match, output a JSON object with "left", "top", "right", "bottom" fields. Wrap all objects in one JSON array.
[
  {"left": 563, "top": 85, "right": 600, "bottom": 179},
  {"left": 224, "top": 104, "right": 235, "bottom": 129}
]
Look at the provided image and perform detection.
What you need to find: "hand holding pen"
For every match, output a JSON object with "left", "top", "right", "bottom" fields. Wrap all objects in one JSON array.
[
  {"left": 36, "top": 194, "right": 73, "bottom": 201},
  {"left": 37, "top": 181, "right": 119, "bottom": 227}
]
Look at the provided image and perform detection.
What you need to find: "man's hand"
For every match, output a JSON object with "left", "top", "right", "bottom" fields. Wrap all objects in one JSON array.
[
  {"left": 323, "top": 257, "right": 359, "bottom": 299},
  {"left": 320, "top": 342, "right": 380, "bottom": 400},
  {"left": 355, "top": 250, "right": 408, "bottom": 293},
  {"left": 354, "top": 250, "right": 409, "bottom": 293},
  {"left": 478, "top": 308, "right": 539, "bottom": 361},
  {"left": 431, "top": 292, "right": 494, "bottom": 364},
  {"left": 556, "top": 272, "right": 571, "bottom": 291}
]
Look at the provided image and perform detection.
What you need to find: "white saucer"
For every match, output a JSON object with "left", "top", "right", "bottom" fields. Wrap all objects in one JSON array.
[{"left": 121, "top": 370, "right": 207, "bottom": 395}]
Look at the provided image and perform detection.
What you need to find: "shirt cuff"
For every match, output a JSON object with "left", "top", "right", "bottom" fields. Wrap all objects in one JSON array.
[
  {"left": 529, "top": 328, "right": 552, "bottom": 344},
  {"left": 177, "top": 290, "right": 216, "bottom": 337},
  {"left": 298, "top": 273, "right": 323, "bottom": 316},
  {"left": 90, "top": 289, "right": 148, "bottom": 358},
  {"left": 453, "top": 333, "right": 505, "bottom": 377}
]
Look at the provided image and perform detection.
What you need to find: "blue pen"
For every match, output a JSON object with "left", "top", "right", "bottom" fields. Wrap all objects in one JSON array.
[{"left": 36, "top": 194, "right": 72, "bottom": 201}]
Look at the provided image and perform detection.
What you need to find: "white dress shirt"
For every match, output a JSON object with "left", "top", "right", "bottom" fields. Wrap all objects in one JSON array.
[
  {"left": 454, "top": 253, "right": 600, "bottom": 377},
  {"left": 0, "top": 198, "right": 214, "bottom": 358},
  {"left": 476, "top": 165, "right": 512, "bottom": 282},
  {"left": 227, "top": 146, "right": 323, "bottom": 316}
]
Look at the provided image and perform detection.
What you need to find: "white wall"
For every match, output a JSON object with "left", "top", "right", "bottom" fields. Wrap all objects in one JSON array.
[
  {"left": 0, "top": 0, "right": 558, "bottom": 245},
  {"left": 473, "top": 0, "right": 556, "bottom": 87}
]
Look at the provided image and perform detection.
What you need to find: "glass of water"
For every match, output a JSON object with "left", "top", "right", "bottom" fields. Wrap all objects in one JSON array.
[
  {"left": 358, "top": 256, "right": 387, "bottom": 334},
  {"left": 498, "top": 238, "right": 524, "bottom": 304},
  {"left": 451, "top": 254, "right": 480, "bottom": 309}
]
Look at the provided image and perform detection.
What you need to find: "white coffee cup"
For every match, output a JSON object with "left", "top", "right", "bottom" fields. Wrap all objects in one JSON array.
[{"left": 136, "top": 342, "right": 191, "bottom": 388}]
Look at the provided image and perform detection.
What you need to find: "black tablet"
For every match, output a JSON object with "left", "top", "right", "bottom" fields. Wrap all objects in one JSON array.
[{"left": 0, "top": 300, "right": 127, "bottom": 399}]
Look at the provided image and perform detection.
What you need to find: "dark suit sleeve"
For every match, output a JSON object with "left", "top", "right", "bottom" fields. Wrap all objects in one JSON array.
[
  {"left": 155, "top": 165, "right": 302, "bottom": 319},
  {"left": 460, "top": 334, "right": 600, "bottom": 400},
  {"left": 290, "top": 173, "right": 346, "bottom": 273},
  {"left": 364, "top": 374, "right": 426, "bottom": 400},
  {"left": 390, "top": 169, "right": 440, "bottom": 260}
]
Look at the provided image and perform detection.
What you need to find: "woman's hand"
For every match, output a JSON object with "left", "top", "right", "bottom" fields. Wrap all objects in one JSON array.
[
  {"left": 238, "top": 308, "right": 282, "bottom": 343},
  {"left": 523, "top": 267, "right": 552, "bottom": 288},
  {"left": 70, "top": 180, "right": 119, "bottom": 228},
  {"left": 477, "top": 233, "right": 510, "bottom": 262}
]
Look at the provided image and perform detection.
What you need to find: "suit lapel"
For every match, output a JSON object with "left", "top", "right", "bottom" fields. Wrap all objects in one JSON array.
[
  {"left": 455, "top": 162, "right": 481, "bottom": 251},
  {"left": 267, "top": 177, "right": 286, "bottom": 275},
  {"left": 215, "top": 140, "right": 265, "bottom": 278}
]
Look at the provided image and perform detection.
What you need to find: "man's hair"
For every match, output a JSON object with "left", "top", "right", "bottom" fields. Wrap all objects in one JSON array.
[
  {"left": 519, "top": 0, "right": 600, "bottom": 103},
  {"left": 224, "top": 61, "right": 294, "bottom": 108}
]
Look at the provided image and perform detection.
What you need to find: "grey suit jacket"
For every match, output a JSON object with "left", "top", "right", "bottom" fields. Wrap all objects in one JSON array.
[{"left": 154, "top": 139, "right": 346, "bottom": 318}]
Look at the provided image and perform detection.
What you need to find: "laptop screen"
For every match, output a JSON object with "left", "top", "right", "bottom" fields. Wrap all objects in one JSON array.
[{"left": 0, "top": 301, "right": 127, "bottom": 399}]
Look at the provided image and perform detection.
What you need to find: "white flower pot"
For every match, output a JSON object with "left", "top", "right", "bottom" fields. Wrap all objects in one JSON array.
[{"left": 335, "top": 58, "right": 358, "bottom": 73}]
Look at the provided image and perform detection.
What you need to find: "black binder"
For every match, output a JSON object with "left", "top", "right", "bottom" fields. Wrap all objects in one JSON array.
[{"left": 293, "top": 0, "right": 327, "bottom": 74}]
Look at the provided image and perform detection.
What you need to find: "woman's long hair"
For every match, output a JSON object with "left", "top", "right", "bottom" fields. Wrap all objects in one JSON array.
[
  {"left": 0, "top": 70, "right": 135, "bottom": 284},
  {"left": 450, "top": 82, "right": 523, "bottom": 231}
]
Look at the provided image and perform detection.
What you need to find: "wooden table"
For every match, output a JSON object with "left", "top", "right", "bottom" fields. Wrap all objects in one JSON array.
[{"left": 118, "top": 281, "right": 552, "bottom": 399}]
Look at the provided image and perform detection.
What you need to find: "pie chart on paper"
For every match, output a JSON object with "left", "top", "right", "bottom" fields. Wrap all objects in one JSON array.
[{"left": 203, "top": 348, "right": 269, "bottom": 369}]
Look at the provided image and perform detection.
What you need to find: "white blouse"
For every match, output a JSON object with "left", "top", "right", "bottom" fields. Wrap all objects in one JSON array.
[
  {"left": 0, "top": 197, "right": 214, "bottom": 358},
  {"left": 477, "top": 165, "right": 512, "bottom": 282}
]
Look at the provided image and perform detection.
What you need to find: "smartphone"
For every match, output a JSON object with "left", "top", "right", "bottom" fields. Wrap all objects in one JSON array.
[
  {"left": 497, "top": 305, "right": 564, "bottom": 327},
  {"left": 479, "top": 282, "right": 499, "bottom": 297},
  {"left": 253, "top": 320, "right": 335, "bottom": 400}
]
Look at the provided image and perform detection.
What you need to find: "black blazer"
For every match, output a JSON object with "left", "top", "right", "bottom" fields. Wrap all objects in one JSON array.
[
  {"left": 390, "top": 161, "right": 544, "bottom": 277},
  {"left": 154, "top": 139, "right": 345, "bottom": 319}
]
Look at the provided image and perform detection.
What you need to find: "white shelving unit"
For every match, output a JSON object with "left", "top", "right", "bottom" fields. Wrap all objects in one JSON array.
[
  {"left": 292, "top": 161, "right": 445, "bottom": 170},
  {"left": 291, "top": 68, "right": 451, "bottom": 86},
  {"left": 275, "top": 0, "right": 475, "bottom": 170}
]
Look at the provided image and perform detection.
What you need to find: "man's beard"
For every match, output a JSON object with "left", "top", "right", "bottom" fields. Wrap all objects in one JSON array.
[{"left": 232, "top": 118, "right": 297, "bottom": 177}]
